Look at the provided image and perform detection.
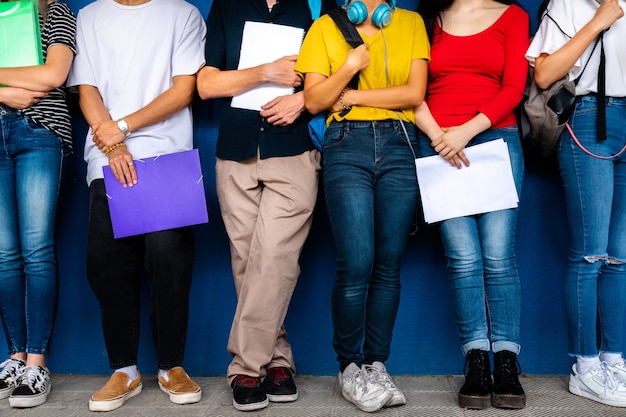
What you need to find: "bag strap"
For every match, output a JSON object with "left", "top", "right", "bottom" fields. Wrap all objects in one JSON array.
[
  {"left": 544, "top": 13, "right": 606, "bottom": 140},
  {"left": 328, "top": 7, "right": 363, "bottom": 90}
]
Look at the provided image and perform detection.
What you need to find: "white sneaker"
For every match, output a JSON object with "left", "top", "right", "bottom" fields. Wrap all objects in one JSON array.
[
  {"left": 339, "top": 363, "right": 392, "bottom": 412},
  {"left": 363, "top": 362, "right": 406, "bottom": 407},
  {"left": 569, "top": 362, "right": 626, "bottom": 407}
]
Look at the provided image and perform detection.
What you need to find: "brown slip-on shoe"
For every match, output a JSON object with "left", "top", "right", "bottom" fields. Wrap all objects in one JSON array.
[
  {"left": 158, "top": 367, "right": 201, "bottom": 404},
  {"left": 89, "top": 371, "right": 142, "bottom": 412}
]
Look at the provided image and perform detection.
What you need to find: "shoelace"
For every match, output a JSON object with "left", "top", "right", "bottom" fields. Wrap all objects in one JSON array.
[
  {"left": 601, "top": 362, "right": 624, "bottom": 392},
  {"left": 464, "top": 353, "right": 489, "bottom": 385},
  {"left": 347, "top": 369, "right": 370, "bottom": 394},
  {"left": 0, "top": 359, "right": 24, "bottom": 385},
  {"left": 496, "top": 355, "right": 521, "bottom": 385},
  {"left": 20, "top": 367, "right": 45, "bottom": 390},
  {"left": 362, "top": 365, "right": 392, "bottom": 388}
]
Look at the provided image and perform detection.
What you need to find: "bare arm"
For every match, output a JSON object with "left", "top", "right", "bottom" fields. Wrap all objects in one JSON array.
[
  {"left": 534, "top": 0, "right": 623, "bottom": 88},
  {"left": 77, "top": 75, "right": 196, "bottom": 187},
  {"left": 0, "top": 88, "right": 47, "bottom": 110},
  {"left": 340, "top": 59, "right": 428, "bottom": 110},
  {"left": 414, "top": 101, "right": 471, "bottom": 168},
  {"left": 0, "top": 44, "right": 74, "bottom": 91},
  {"left": 89, "top": 74, "right": 197, "bottom": 151},
  {"left": 303, "top": 44, "right": 370, "bottom": 115},
  {"left": 196, "top": 55, "right": 301, "bottom": 100}
]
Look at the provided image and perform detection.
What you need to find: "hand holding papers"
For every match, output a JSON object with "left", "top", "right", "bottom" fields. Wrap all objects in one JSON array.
[
  {"left": 231, "top": 21, "right": 304, "bottom": 111},
  {"left": 415, "top": 139, "right": 519, "bottom": 224},
  {"left": 103, "top": 149, "right": 209, "bottom": 239}
]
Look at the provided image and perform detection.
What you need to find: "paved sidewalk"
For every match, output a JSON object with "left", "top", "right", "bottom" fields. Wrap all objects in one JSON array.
[{"left": 0, "top": 374, "right": 620, "bottom": 416}]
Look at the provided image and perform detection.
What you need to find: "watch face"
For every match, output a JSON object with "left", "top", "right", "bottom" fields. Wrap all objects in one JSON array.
[{"left": 117, "top": 119, "right": 129, "bottom": 135}]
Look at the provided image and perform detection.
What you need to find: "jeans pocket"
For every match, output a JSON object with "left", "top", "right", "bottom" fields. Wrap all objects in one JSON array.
[{"left": 324, "top": 124, "right": 347, "bottom": 151}]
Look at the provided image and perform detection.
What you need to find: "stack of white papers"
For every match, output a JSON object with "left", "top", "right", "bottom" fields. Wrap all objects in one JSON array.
[{"left": 415, "top": 139, "right": 519, "bottom": 223}]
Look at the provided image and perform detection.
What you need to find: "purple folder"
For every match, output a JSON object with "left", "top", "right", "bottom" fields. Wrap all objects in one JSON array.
[{"left": 103, "top": 149, "right": 209, "bottom": 239}]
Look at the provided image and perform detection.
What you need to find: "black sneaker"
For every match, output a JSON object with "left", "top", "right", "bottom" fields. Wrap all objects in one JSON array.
[
  {"left": 458, "top": 349, "right": 492, "bottom": 409},
  {"left": 263, "top": 367, "right": 298, "bottom": 402},
  {"left": 492, "top": 350, "right": 526, "bottom": 409},
  {"left": 231, "top": 375, "right": 268, "bottom": 411},
  {"left": 0, "top": 359, "right": 26, "bottom": 399},
  {"left": 9, "top": 365, "right": 51, "bottom": 408}
]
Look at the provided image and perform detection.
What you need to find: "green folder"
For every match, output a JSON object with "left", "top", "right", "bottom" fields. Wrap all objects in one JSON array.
[{"left": 0, "top": 0, "right": 43, "bottom": 69}]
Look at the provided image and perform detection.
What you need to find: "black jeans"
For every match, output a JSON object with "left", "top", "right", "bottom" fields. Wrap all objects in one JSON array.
[{"left": 87, "top": 180, "right": 195, "bottom": 370}]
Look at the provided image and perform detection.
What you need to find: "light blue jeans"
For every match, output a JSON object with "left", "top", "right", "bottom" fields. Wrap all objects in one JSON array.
[
  {"left": 0, "top": 106, "right": 63, "bottom": 355},
  {"left": 558, "top": 95, "right": 626, "bottom": 358},
  {"left": 418, "top": 127, "right": 524, "bottom": 355},
  {"left": 324, "top": 120, "right": 419, "bottom": 370}
]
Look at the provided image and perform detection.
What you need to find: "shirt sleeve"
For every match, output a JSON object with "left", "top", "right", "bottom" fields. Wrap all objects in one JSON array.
[
  {"left": 204, "top": 0, "right": 227, "bottom": 70},
  {"left": 46, "top": 3, "right": 76, "bottom": 55},
  {"left": 295, "top": 18, "right": 331, "bottom": 78},
  {"left": 171, "top": 6, "right": 206, "bottom": 77},
  {"left": 66, "top": 11, "right": 95, "bottom": 88},
  {"left": 477, "top": 6, "right": 530, "bottom": 126},
  {"left": 525, "top": 0, "right": 574, "bottom": 66}
]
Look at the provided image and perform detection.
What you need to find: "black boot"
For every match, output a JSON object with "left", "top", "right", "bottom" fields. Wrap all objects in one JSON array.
[
  {"left": 458, "top": 349, "right": 492, "bottom": 409},
  {"left": 492, "top": 350, "right": 526, "bottom": 409}
]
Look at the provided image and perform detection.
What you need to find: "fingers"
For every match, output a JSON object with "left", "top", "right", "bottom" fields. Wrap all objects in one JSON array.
[
  {"left": 109, "top": 154, "right": 137, "bottom": 188},
  {"left": 457, "top": 150, "right": 471, "bottom": 167}
]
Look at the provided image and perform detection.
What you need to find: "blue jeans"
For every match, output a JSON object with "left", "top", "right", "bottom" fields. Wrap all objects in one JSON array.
[
  {"left": 558, "top": 95, "right": 626, "bottom": 358},
  {"left": 0, "top": 107, "right": 63, "bottom": 355},
  {"left": 87, "top": 180, "right": 195, "bottom": 370},
  {"left": 418, "top": 127, "right": 524, "bottom": 355},
  {"left": 324, "top": 120, "right": 419, "bottom": 371}
]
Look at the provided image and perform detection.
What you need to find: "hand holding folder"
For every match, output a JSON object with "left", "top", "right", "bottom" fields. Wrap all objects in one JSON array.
[{"left": 103, "top": 150, "right": 209, "bottom": 239}]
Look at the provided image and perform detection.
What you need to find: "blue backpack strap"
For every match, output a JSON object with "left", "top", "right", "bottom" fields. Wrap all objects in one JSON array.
[{"left": 308, "top": 0, "right": 321, "bottom": 20}]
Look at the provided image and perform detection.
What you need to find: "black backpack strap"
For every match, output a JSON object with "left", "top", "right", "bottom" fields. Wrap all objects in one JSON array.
[
  {"left": 328, "top": 7, "right": 364, "bottom": 49},
  {"left": 327, "top": 7, "right": 363, "bottom": 94}
]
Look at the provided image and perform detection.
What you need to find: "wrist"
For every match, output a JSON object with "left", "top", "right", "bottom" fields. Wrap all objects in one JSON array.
[
  {"left": 116, "top": 118, "right": 131, "bottom": 137},
  {"left": 339, "top": 87, "right": 352, "bottom": 111},
  {"left": 104, "top": 142, "right": 126, "bottom": 156}
]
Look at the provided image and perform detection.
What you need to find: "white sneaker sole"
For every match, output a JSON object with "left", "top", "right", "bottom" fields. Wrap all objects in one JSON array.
[
  {"left": 8, "top": 383, "right": 51, "bottom": 408},
  {"left": 384, "top": 391, "right": 407, "bottom": 407},
  {"left": 569, "top": 381, "right": 626, "bottom": 407},
  {"left": 232, "top": 397, "right": 269, "bottom": 411},
  {"left": 89, "top": 383, "right": 142, "bottom": 412},
  {"left": 267, "top": 392, "right": 298, "bottom": 402},
  {"left": 342, "top": 388, "right": 393, "bottom": 413},
  {"left": 158, "top": 382, "right": 201, "bottom": 404}
]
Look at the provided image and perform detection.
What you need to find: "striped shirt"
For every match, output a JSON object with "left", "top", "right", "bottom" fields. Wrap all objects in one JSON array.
[{"left": 22, "top": 1, "right": 76, "bottom": 149}]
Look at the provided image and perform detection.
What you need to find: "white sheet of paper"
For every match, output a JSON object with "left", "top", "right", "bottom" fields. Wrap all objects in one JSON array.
[
  {"left": 415, "top": 139, "right": 519, "bottom": 224},
  {"left": 231, "top": 21, "right": 304, "bottom": 111}
]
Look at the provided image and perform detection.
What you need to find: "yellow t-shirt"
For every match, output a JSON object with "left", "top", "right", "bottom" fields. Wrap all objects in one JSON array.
[{"left": 296, "top": 8, "right": 430, "bottom": 124}]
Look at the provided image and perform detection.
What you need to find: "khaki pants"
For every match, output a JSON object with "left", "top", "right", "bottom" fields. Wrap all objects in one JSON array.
[{"left": 216, "top": 150, "right": 320, "bottom": 383}]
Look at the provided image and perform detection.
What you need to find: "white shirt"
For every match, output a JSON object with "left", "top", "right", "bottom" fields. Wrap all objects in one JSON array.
[
  {"left": 526, "top": 0, "right": 626, "bottom": 97},
  {"left": 67, "top": 0, "right": 206, "bottom": 185}
]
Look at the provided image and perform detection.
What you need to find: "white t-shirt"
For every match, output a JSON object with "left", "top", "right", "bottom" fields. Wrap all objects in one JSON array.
[
  {"left": 526, "top": 0, "right": 626, "bottom": 97},
  {"left": 68, "top": 0, "right": 206, "bottom": 185}
]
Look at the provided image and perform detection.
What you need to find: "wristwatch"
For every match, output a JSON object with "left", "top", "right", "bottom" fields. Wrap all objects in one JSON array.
[{"left": 116, "top": 118, "right": 131, "bottom": 137}]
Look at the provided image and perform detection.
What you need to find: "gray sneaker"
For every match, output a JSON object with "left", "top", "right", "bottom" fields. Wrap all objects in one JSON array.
[
  {"left": 0, "top": 359, "right": 26, "bottom": 399},
  {"left": 339, "top": 362, "right": 392, "bottom": 412},
  {"left": 9, "top": 365, "right": 51, "bottom": 408},
  {"left": 363, "top": 361, "right": 406, "bottom": 407}
]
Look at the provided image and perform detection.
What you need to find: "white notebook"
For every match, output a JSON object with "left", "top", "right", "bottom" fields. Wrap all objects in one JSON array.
[{"left": 231, "top": 21, "right": 304, "bottom": 111}]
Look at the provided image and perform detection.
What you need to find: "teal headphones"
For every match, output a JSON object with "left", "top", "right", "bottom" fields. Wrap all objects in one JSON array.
[{"left": 344, "top": 0, "right": 396, "bottom": 28}]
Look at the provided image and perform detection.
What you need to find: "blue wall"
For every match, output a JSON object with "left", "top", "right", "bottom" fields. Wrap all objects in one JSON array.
[{"left": 2, "top": 0, "right": 582, "bottom": 377}]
